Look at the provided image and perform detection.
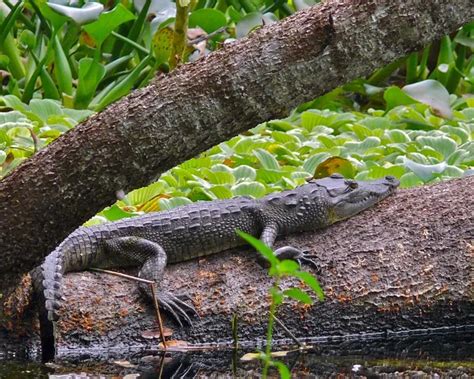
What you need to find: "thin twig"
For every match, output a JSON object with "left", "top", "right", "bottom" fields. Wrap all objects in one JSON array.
[
  {"left": 150, "top": 282, "right": 167, "bottom": 349},
  {"left": 273, "top": 315, "right": 304, "bottom": 348},
  {"left": 188, "top": 27, "right": 227, "bottom": 46},
  {"left": 89, "top": 267, "right": 167, "bottom": 349}
]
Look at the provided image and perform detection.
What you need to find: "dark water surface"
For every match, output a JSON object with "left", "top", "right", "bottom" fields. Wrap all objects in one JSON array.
[{"left": 1, "top": 333, "right": 473, "bottom": 378}]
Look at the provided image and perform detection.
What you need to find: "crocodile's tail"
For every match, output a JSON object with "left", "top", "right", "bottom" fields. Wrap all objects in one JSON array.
[{"left": 40, "top": 246, "right": 67, "bottom": 322}]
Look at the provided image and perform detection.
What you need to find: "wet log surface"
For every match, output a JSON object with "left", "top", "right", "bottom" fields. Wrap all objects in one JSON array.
[{"left": 38, "top": 176, "right": 473, "bottom": 359}]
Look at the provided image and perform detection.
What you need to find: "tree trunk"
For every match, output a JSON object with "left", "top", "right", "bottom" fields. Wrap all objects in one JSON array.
[
  {"left": 20, "top": 176, "right": 469, "bottom": 359},
  {"left": 0, "top": 0, "right": 472, "bottom": 295}
]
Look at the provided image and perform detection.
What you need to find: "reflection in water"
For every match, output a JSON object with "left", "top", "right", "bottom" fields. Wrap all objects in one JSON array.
[{"left": 1, "top": 332, "right": 473, "bottom": 378}]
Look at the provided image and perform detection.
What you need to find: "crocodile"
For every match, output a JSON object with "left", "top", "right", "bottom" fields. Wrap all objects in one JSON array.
[{"left": 31, "top": 173, "right": 399, "bottom": 359}]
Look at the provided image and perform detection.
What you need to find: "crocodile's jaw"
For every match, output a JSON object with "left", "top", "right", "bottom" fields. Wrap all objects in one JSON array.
[{"left": 327, "top": 176, "right": 400, "bottom": 222}]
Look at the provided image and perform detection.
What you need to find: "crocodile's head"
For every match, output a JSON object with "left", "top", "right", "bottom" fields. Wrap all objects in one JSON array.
[{"left": 312, "top": 173, "right": 400, "bottom": 222}]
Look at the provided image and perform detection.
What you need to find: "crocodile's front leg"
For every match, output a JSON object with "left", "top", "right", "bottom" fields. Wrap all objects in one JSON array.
[
  {"left": 259, "top": 223, "right": 318, "bottom": 268},
  {"left": 104, "top": 237, "right": 197, "bottom": 326}
]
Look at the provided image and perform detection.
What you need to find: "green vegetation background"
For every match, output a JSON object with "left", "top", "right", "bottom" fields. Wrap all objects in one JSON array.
[{"left": 0, "top": 0, "right": 473, "bottom": 225}]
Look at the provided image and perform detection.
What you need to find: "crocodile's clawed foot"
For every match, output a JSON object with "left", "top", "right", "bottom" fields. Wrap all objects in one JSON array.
[
  {"left": 274, "top": 246, "right": 320, "bottom": 272},
  {"left": 157, "top": 291, "right": 199, "bottom": 327}
]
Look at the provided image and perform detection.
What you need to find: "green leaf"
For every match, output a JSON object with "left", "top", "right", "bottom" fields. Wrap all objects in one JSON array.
[
  {"left": 127, "top": 182, "right": 165, "bottom": 205},
  {"left": 232, "top": 181, "right": 266, "bottom": 198},
  {"left": 399, "top": 172, "right": 424, "bottom": 188},
  {"left": 83, "top": 4, "right": 136, "bottom": 46},
  {"left": 209, "top": 185, "right": 233, "bottom": 199},
  {"left": 189, "top": 9, "right": 226, "bottom": 33},
  {"left": 314, "top": 156, "right": 355, "bottom": 179},
  {"left": 254, "top": 148, "right": 280, "bottom": 170},
  {"left": 283, "top": 288, "right": 313, "bottom": 305},
  {"left": 102, "top": 204, "right": 136, "bottom": 221},
  {"left": 236, "top": 230, "right": 277, "bottom": 268},
  {"left": 152, "top": 26, "right": 174, "bottom": 67},
  {"left": 29, "top": 99, "right": 63, "bottom": 122},
  {"left": 343, "top": 137, "right": 381, "bottom": 155},
  {"left": 384, "top": 86, "right": 418, "bottom": 111},
  {"left": 75, "top": 58, "right": 106, "bottom": 109},
  {"left": 273, "top": 361, "right": 291, "bottom": 379},
  {"left": 402, "top": 157, "right": 447, "bottom": 182},
  {"left": 0, "top": 150, "right": 7, "bottom": 165},
  {"left": 235, "top": 12, "right": 262, "bottom": 39},
  {"left": 277, "top": 259, "right": 299, "bottom": 274},
  {"left": 302, "top": 153, "right": 331, "bottom": 174},
  {"left": 233, "top": 165, "right": 256, "bottom": 181},
  {"left": 293, "top": 271, "right": 324, "bottom": 301},
  {"left": 158, "top": 196, "right": 193, "bottom": 210},
  {"left": 416, "top": 135, "right": 457, "bottom": 161},
  {"left": 36, "top": 0, "right": 68, "bottom": 30},
  {"left": 53, "top": 36, "right": 73, "bottom": 96},
  {"left": 47, "top": 2, "right": 104, "bottom": 25},
  {"left": 403, "top": 80, "right": 452, "bottom": 118}
]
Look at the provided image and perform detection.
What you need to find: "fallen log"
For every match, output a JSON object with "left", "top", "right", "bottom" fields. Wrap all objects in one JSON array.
[
  {"left": 1, "top": 0, "right": 473, "bottom": 295},
  {"left": 39, "top": 176, "right": 473, "bottom": 359}
]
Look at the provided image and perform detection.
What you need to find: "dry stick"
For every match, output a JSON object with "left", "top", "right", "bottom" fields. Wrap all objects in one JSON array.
[
  {"left": 273, "top": 315, "right": 304, "bottom": 348},
  {"left": 89, "top": 267, "right": 168, "bottom": 349}
]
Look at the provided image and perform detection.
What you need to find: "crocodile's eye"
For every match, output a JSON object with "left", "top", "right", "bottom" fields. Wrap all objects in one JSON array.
[{"left": 345, "top": 180, "right": 358, "bottom": 190}]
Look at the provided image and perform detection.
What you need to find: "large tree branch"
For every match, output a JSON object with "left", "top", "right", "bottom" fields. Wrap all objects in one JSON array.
[
  {"left": 30, "top": 176, "right": 470, "bottom": 358},
  {"left": 0, "top": 0, "right": 472, "bottom": 292}
]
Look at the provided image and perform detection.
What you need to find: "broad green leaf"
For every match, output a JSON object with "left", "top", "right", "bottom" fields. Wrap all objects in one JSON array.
[
  {"left": 158, "top": 196, "right": 193, "bottom": 210},
  {"left": 416, "top": 135, "right": 457, "bottom": 160},
  {"left": 233, "top": 165, "right": 256, "bottom": 181},
  {"left": 75, "top": 58, "right": 106, "bottom": 109},
  {"left": 29, "top": 99, "right": 63, "bottom": 122},
  {"left": 343, "top": 136, "right": 381, "bottom": 155},
  {"left": 152, "top": 26, "right": 173, "bottom": 67},
  {"left": 236, "top": 230, "right": 277, "bottom": 268},
  {"left": 47, "top": 2, "right": 104, "bottom": 25},
  {"left": 277, "top": 259, "right": 299, "bottom": 274},
  {"left": 293, "top": 271, "right": 324, "bottom": 301},
  {"left": 402, "top": 157, "right": 447, "bottom": 182},
  {"left": 210, "top": 185, "right": 233, "bottom": 199},
  {"left": 256, "top": 168, "right": 284, "bottom": 184},
  {"left": 267, "top": 120, "right": 294, "bottom": 131},
  {"left": 254, "top": 148, "right": 280, "bottom": 170},
  {"left": 399, "top": 172, "right": 424, "bottom": 188},
  {"left": 386, "top": 130, "right": 410, "bottom": 143},
  {"left": 189, "top": 9, "right": 226, "bottom": 33},
  {"left": 208, "top": 171, "right": 235, "bottom": 185},
  {"left": 83, "top": 4, "right": 136, "bottom": 46},
  {"left": 235, "top": 12, "right": 262, "bottom": 39},
  {"left": 403, "top": 80, "right": 452, "bottom": 118},
  {"left": 181, "top": 157, "right": 212, "bottom": 169},
  {"left": 102, "top": 204, "right": 137, "bottom": 221},
  {"left": 232, "top": 181, "right": 266, "bottom": 198},
  {"left": 302, "top": 153, "right": 331, "bottom": 174},
  {"left": 127, "top": 182, "right": 165, "bottom": 206},
  {"left": 314, "top": 156, "right": 355, "bottom": 179},
  {"left": 283, "top": 288, "right": 313, "bottom": 305},
  {"left": 384, "top": 86, "right": 418, "bottom": 111},
  {"left": 53, "top": 36, "right": 73, "bottom": 96},
  {"left": 0, "top": 150, "right": 6, "bottom": 164}
]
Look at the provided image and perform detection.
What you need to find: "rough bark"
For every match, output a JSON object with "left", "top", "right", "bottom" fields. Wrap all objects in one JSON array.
[
  {"left": 27, "top": 176, "right": 469, "bottom": 359},
  {"left": 0, "top": 0, "right": 472, "bottom": 294}
]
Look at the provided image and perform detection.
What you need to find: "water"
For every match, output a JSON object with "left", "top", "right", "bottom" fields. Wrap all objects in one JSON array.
[{"left": 1, "top": 333, "right": 472, "bottom": 378}]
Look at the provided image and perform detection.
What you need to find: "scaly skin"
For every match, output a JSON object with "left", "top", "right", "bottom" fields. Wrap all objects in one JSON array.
[{"left": 30, "top": 174, "right": 399, "bottom": 359}]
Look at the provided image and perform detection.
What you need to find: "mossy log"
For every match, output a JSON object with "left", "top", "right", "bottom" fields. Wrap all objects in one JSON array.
[{"left": 46, "top": 176, "right": 473, "bottom": 359}]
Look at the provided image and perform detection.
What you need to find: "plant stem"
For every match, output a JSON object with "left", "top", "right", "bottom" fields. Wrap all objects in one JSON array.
[
  {"left": 262, "top": 280, "right": 279, "bottom": 378},
  {"left": 170, "top": 0, "right": 192, "bottom": 69}
]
